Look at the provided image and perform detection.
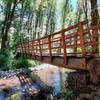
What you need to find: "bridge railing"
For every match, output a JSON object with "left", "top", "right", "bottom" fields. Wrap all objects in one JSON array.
[{"left": 17, "top": 20, "right": 100, "bottom": 66}]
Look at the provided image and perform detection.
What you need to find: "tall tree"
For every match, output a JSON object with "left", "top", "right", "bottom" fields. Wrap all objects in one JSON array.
[
  {"left": 61, "top": 0, "right": 73, "bottom": 29},
  {"left": 1, "top": 0, "right": 18, "bottom": 49},
  {"left": 90, "top": 0, "right": 100, "bottom": 25},
  {"left": 90, "top": 0, "right": 99, "bottom": 52}
]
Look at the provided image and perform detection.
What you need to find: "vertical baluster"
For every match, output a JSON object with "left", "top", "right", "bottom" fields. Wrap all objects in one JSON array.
[
  {"left": 21, "top": 43, "right": 24, "bottom": 57},
  {"left": 74, "top": 32, "right": 77, "bottom": 55},
  {"left": 24, "top": 43, "right": 26, "bottom": 57},
  {"left": 28, "top": 41, "right": 30, "bottom": 58},
  {"left": 61, "top": 30, "right": 68, "bottom": 65},
  {"left": 36, "top": 41, "right": 37, "bottom": 54},
  {"left": 38, "top": 39, "right": 42, "bottom": 61},
  {"left": 19, "top": 45, "right": 21, "bottom": 54},
  {"left": 34, "top": 41, "right": 37, "bottom": 59},
  {"left": 79, "top": 22, "right": 86, "bottom": 66},
  {"left": 48, "top": 35, "right": 52, "bottom": 63},
  {"left": 18, "top": 45, "right": 21, "bottom": 56},
  {"left": 59, "top": 36, "right": 62, "bottom": 54},
  {"left": 30, "top": 42, "right": 32, "bottom": 59},
  {"left": 32, "top": 41, "right": 35, "bottom": 59}
]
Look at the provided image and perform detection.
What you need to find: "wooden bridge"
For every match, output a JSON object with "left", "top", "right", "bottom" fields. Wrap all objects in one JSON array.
[{"left": 17, "top": 20, "right": 100, "bottom": 72}]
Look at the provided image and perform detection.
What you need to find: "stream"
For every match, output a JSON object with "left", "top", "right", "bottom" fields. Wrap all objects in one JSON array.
[{"left": 0, "top": 64, "right": 74, "bottom": 100}]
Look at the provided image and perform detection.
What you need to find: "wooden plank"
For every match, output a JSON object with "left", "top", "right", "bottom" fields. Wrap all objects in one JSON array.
[
  {"left": 51, "top": 39, "right": 61, "bottom": 43},
  {"left": 51, "top": 46, "right": 62, "bottom": 49}
]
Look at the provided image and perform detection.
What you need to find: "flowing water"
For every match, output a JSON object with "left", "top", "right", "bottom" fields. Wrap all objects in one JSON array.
[
  {"left": 0, "top": 64, "right": 74, "bottom": 100},
  {"left": 33, "top": 64, "right": 74, "bottom": 96}
]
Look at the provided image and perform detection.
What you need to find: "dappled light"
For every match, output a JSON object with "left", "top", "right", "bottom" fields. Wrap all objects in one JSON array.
[{"left": 0, "top": 0, "right": 100, "bottom": 100}]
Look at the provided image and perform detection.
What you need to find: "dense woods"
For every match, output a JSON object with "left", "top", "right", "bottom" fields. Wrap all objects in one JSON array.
[
  {"left": 0, "top": 0, "right": 99, "bottom": 68},
  {"left": 0, "top": 0, "right": 100, "bottom": 100}
]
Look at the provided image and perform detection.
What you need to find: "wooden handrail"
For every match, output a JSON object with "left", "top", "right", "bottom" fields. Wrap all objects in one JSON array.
[
  {"left": 17, "top": 20, "right": 100, "bottom": 66},
  {"left": 21, "top": 20, "right": 88, "bottom": 44}
]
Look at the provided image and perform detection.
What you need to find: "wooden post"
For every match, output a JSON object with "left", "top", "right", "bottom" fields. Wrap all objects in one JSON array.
[
  {"left": 32, "top": 41, "right": 34, "bottom": 59},
  {"left": 48, "top": 35, "right": 52, "bottom": 63},
  {"left": 19, "top": 45, "right": 21, "bottom": 54},
  {"left": 31, "top": 41, "right": 33, "bottom": 59},
  {"left": 74, "top": 33, "right": 77, "bottom": 55},
  {"left": 36, "top": 42, "right": 37, "bottom": 54},
  {"left": 28, "top": 41, "right": 30, "bottom": 58},
  {"left": 59, "top": 38, "right": 62, "bottom": 54},
  {"left": 61, "top": 31, "right": 68, "bottom": 65},
  {"left": 38, "top": 39, "right": 42, "bottom": 61},
  {"left": 79, "top": 22, "right": 86, "bottom": 66},
  {"left": 30, "top": 41, "right": 32, "bottom": 58},
  {"left": 33, "top": 42, "right": 36, "bottom": 59},
  {"left": 21, "top": 43, "right": 24, "bottom": 58},
  {"left": 24, "top": 43, "right": 27, "bottom": 58}
]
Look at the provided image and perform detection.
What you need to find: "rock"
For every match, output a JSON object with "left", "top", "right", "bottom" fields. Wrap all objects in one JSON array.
[
  {"left": 0, "top": 68, "right": 31, "bottom": 79},
  {"left": 66, "top": 70, "right": 89, "bottom": 92}
]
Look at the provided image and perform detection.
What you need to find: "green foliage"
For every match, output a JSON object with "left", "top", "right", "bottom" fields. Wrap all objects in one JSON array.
[
  {"left": 30, "top": 72, "right": 38, "bottom": 80},
  {"left": 10, "top": 92, "right": 21, "bottom": 100},
  {"left": 14, "top": 58, "right": 32, "bottom": 69},
  {"left": 34, "top": 60, "right": 41, "bottom": 66},
  {"left": 80, "top": 86, "right": 92, "bottom": 94},
  {"left": 77, "top": 48, "right": 82, "bottom": 53},
  {"left": 0, "top": 48, "right": 40, "bottom": 70},
  {"left": 60, "top": 88, "right": 76, "bottom": 100},
  {"left": 28, "top": 60, "right": 41, "bottom": 67},
  {"left": 0, "top": 49, "right": 14, "bottom": 70}
]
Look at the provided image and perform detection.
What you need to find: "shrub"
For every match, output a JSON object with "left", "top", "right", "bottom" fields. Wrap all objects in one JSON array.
[
  {"left": 14, "top": 58, "right": 32, "bottom": 69},
  {"left": 0, "top": 49, "right": 14, "bottom": 70},
  {"left": 34, "top": 60, "right": 41, "bottom": 66},
  {"left": 60, "top": 88, "right": 76, "bottom": 100}
]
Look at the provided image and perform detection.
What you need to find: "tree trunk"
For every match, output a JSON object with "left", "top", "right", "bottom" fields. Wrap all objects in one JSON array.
[
  {"left": 90, "top": 0, "right": 99, "bottom": 53},
  {"left": 90, "top": 0, "right": 99, "bottom": 25},
  {"left": 1, "top": 0, "right": 17, "bottom": 49}
]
